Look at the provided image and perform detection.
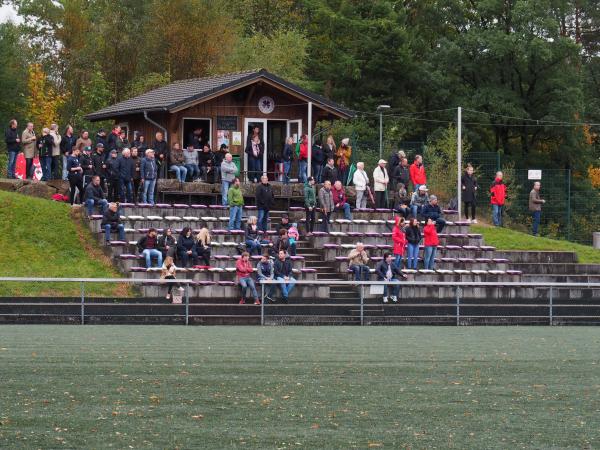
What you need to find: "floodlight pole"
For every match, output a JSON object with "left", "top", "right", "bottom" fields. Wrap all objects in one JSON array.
[
  {"left": 377, "top": 105, "right": 390, "bottom": 160},
  {"left": 457, "top": 106, "right": 462, "bottom": 220}
]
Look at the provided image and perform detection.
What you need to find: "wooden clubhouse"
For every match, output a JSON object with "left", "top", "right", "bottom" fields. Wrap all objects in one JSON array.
[{"left": 86, "top": 69, "right": 353, "bottom": 182}]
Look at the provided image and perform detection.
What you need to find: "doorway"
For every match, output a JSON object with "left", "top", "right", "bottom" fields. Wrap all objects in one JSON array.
[
  {"left": 267, "top": 120, "right": 286, "bottom": 181},
  {"left": 182, "top": 118, "right": 211, "bottom": 149}
]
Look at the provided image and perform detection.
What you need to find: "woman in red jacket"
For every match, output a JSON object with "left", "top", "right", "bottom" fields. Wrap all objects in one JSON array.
[
  {"left": 423, "top": 218, "right": 439, "bottom": 270},
  {"left": 409, "top": 155, "right": 426, "bottom": 191},
  {"left": 391, "top": 216, "right": 407, "bottom": 269},
  {"left": 236, "top": 251, "right": 260, "bottom": 305},
  {"left": 490, "top": 171, "right": 506, "bottom": 226},
  {"left": 298, "top": 134, "right": 309, "bottom": 183}
]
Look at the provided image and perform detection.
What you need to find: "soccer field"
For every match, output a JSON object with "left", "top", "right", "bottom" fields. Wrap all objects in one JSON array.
[{"left": 1, "top": 326, "right": 598, "bottom": 449}]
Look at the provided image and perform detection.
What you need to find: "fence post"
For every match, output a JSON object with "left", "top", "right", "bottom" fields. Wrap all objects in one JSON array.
[
  {"left": 360, "top": 283, "right": 364, "bottom": 326},
  {"left": 185, "top": 283, "right": 189, "bottom": 326},
  {"left": 549, "top": 286, "right": 553, "bottom": 326},
  {"left": 566, "top": 169, "right": 571, "bottom": 242},
  {"left": 80, "top": 281, "right": 85, "bottom": 325},
  {"left": 261, "top": 283, "right": 265, "bottom": 326},
  {"left": 455, "top": 286, "right": 461, "bottom": 326}
]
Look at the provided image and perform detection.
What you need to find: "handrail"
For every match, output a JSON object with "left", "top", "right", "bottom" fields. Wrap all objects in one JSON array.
[{"left": 2, "top": 277, "right": 600, "bottom": 288}]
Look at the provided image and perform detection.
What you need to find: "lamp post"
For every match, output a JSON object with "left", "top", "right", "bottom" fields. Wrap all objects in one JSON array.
[{"left": 377, "top": 105, "right": 391, "bottom": 159}]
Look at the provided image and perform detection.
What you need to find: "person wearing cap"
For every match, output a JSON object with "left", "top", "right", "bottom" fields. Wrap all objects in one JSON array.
[
  {"left": 422, "top": 195, "right": 446, "bottom": 233},
  {"left": 410, "top": 185, "right": 430, "bottom": 219},
  {"left": 80, "top": 145, "right": 94, "bottom": 186},
  {"left": 410, "top": 155, "right": 426, "bottom": 192},
  {"left": 373, "top": 159, "right": 389, "bottom": 208},
  {"left": 49, "top": 123, "right": 62, "bottom": 179},
  {"left": 140, "top": 149, "right": 158, "bottom": 205}
]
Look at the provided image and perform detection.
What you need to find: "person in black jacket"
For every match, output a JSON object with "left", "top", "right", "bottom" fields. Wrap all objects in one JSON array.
[
  {"left": 176, "top": 227, "right": 198, "bottom": 267},
  {"left": 198, "top": 144, "right": 215, "bottom": 182},
  {"left": 322, "top": 158, "right": 338, "bottom": 184},
  {"left": 4, "top": 119, "right": 20, "bottom": 179},
  {"left": 101, "top": 202, "right": 125, "bottom": 244},
  {"left": 137, "top": 228, "right": 162, "bottom": 268},
  {"left": 152, "top": 131, "right": 168, "bottom": 178},
  {"left": 157, "top": 227, "right": 177, "bottom": 259},
  {"left": 91, "top": 143, "right": 107, "bottom": 191},
  {"left": 84, "top": 175, "right": 108, "bottom": 216},
  {"left": 133, "top": 134, "right": 148, "bottom": 154},
  {"left": 66, "top": 147, "right": 84, "bottom": 205},
  {"left": 60, "top": 125, "right": 77, "bottom": 180},
  {"left": 105, "top": 150, "right": 120, "bottom": 202},
  {"left": 392, "top": 158, "right": 410, "bottom": 192},
  {"left": 95, "top": 129, "right": 107, "bottom": 149},
  {"left": 37, "top": 127, "right": 54, "bottom": 181},
  {"left": 106, "top": 125, "right": 121, "bottom": 153},
  {"left": 312, "top": 141, "right": 325, "bottom": 183},
  {"left": 461, "top": 164, "right": 478, "bottom": 222},
  {"left": 116, "top": 148, "right": 135, "bottom": 202},
  {"left": 274, "top": 249, "right": 296, "bottom": 303},
  {"left": 281, "top": 137, "right": 294, "bottom": 184},
  {"left": 272, "top": 228, "right": 296, "bottom": 257},
  {"left": 405, "top": 217, "right": 421, "bottom": 270},
  {"left": 80, "top": 146, "right": 94, "bottom": 186},
  {"left": 256, "top": 175, "right": 275, "bottom": 232},
  {"left": 375, "top": 252, "right": 406, "bottom": 303},
  {"left": 245, "top": 216, "right": 263, "bottom": 256}
]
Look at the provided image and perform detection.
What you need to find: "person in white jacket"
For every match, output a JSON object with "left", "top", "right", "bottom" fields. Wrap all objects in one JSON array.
[
  {"left": 353, "top": 161, "right": 370, "bottom": 209},
  {"left": 372, "top": 159, "right": 389, "bottom": 208},
  {"left": 49, "top": 123, "right": 62, "bottom": 180}
]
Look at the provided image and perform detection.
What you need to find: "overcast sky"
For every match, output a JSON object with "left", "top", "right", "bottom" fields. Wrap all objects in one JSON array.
[{"left": 0, "top": 4, "right": 22, "bottom": 24}]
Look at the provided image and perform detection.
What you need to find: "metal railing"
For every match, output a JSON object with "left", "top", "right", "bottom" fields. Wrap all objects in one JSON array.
[{"left": 2, "top": 277, "right": 600, "bottom": 326}]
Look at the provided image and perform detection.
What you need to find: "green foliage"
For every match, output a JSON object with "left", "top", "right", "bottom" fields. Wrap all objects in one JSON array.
[
  {"left": 126, "top": 72, "right": 171, "bottom": 98},
  {"left": 0, "top": 22, "right": 27, "bottom": 134},
  {"left": 424, "top": 125, "right": 470, "bottom": 203}
]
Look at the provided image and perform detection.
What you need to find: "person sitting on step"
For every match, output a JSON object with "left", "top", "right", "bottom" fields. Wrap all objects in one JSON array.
[
  {"left": 236, "top": 251, "right": 260, "bottom": 305},
  {"left": 347, "top": 242, "right": 370, "bottom": 282},
  {"left": 375, "top": 252, "right": 406, "bottom": 303}
]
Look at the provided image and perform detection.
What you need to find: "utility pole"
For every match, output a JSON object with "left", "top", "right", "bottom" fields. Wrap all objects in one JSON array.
[
  {"left": 377, "top": 105, "right": 390, "bottom": 159},
  {"left": 457, "top": 106, "right": 462, "bottom": 219}
]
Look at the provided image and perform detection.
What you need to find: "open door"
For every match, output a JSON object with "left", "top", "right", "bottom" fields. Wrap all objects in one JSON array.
[
  {"left": 244, "top": 118, "right": 267, "bottom": 182},
  {"left": 286, "top": 120, "right": 302, "bottom": 181}
]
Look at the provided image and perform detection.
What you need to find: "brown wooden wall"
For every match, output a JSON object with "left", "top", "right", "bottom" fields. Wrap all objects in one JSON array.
[{"left": 112, "top": 82, "right": 337, "bottom": 170}]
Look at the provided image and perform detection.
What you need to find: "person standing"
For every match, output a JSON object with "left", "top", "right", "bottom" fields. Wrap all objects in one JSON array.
[
  {"left": 529, "top": 181, "right": 545, "bottom": 236},
  {"left": 37, "top": 127, "right": 54, "bottom": 181},
  {"left": 133, "top": 134, "right": 147, "bottom": 154},
  {"left": 347, "top": 243, "right": 370, "bottom": 282},
  {"left": 318, "top": 180, "right": 334, "bottom": 232},
  {"left": 246, "top": 134, "right": 264, "bottom": 183},
  {"left": 393, "top": 157, "right": 410, "bottom": 193},
  {"left": 323, "top": 135, "right": 336, "bottom": 164},
  {"left": 298, "top": 134, "right": 309, "bottom": 183},
  {"left": 312, "top": 140, "right": 325, "bottom": 183},
  {"left": 422, "top": 195, "right": 446, "bottom": 233},
  {"left": 336, "top": 137, "right": 352, "bottom": 185},
  {"left": 75, "top": 130, "right": 92, "bottom": 153},
  {"left": 423, "top": 218, "right": 439, "bottom": 270},
  {"left": 375, "top": 252, "right": 405, "bottom": 303},
  {"left": 21, "top": 122, "right": 36, "bottom": 179},
  {"left": 60, "top": 125, "right": 77, "bottom": 180},
  {"left": 274, "top": 250, "right": 296, "bottom": 303},
  {"left": 221, "top": 152, "right": 237, "bottom": 206},
  {"left": 352, "top": 161, "right": 370, "bottom": 209},
  {"left": 66, "top": 147, "right": 84, "bottom": 205},
  {"left": 373, "top": 159, "right": 389, "bottom": 208},
  {"left": 304, "top": 176, "right": 317, "bottom": 235},
  {"left": 405, "top": 217, "right": 421, "bottom": 270},
  {"left": 140, "top": 149, "right": 158, "bottom": 205},
  {"left": 152, "top": 131, "right": 168, "bottom": 178},
  {"left": 80, "top": 146, "right": 94, "bottom": 186},
  {"left": 490, "top": 171, "right": 506, "bottom": 227},
  {"left": 160, "top": 256, "right": 181, "bottom": 301},
  {"left": 236, "top": 251, "right": 261, "bottom": 305},
  {"left": 4, "top": 119, "right": 20, "bottom": 179},
  {"left": 461, "top": 164, "right": 478, "bottom": 222},
  {"left": 106, "top": 125, "right": 121, "bottom": 153},
  {"left": 95, "top": 128, "right": 108, "bottom": 149},
  {"left": 282, "top": 137, "right": 294, "bottom": 184},
  {"left": 91, "top": 143, "right": 107, "bottom": 191},
  {"left": 49, "top": 124, "right": 62, "bottom": 180},
  {"left": 116, "top": 148, "right": 135, "bottom": 203},
  {"left": 409, "top": 155, "right": 426, "bottom": 191},
  {"left": 322, "top": 157, "right": 338, "bottom": 184},
  {"left": 105, "top": 150, "right": 120, "bottom": 202},
  {"left": 391, "top": 216, "right": 407, "bottom": 269},
  {"left": 130, "top": 147, "right": 142, "bottom": 202},
  {"left": 256, "top": 175, "right": 275, "bottom": 232},
  {"left": 214, "top": 144, "right": 228, "bottom": 182},
  {"left": 227, "top": 177, "right": 244, "bottom": 230}
]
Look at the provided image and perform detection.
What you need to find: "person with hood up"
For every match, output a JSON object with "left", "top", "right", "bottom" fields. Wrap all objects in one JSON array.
[{"left": 490, "top": 171, "right": 506, "bottom": 226}]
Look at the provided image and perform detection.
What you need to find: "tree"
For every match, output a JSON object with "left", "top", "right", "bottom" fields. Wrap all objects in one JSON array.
[{"left": 23, "top": 63, "right": 66, "bottom": 128}]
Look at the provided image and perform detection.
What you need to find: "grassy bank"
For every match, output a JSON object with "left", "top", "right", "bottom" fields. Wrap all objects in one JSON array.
[
  {"left": 471, "top": 223, "right": 600, "bottom": 263},
  {"left": 0, "top": 190, "right": 128, "bottom": 296}
]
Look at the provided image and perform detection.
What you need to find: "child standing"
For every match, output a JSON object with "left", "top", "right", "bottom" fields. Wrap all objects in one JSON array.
[
  {"left": 391, "top": 216, "right": 407, "bottom": 269},
  {"left": 423, "top": 218, "right": 439, "bottom": 270},
  {"left": 161, "top": 256, "right": 182, "bottom": 301},
  {"left": 287, "top": 222, "right": 300, "bottom": 246}
]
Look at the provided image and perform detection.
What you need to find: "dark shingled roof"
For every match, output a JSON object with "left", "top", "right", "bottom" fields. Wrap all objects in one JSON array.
[{"left": 85, "top": 69, "right": 353, "bottom": 121}]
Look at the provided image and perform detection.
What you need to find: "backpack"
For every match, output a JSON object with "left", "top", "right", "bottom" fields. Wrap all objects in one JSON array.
[{"left": 447, "top": 196, "right": 458, "bottom": 211}]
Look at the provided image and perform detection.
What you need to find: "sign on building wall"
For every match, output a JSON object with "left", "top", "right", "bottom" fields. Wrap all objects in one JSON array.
[
  {"left": 528, "top": 170, "right": 542, "bottom": 180},
  {"left": 231, "top": 132, "right": 242, "bottom": 146},
  {"left": 216, "top": 116, "right": 238, "bottom": 131}
]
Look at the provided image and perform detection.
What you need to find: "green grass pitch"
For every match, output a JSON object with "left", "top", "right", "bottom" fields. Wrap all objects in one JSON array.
[{"left": 1, "top": 326, "right": 599, "bottom": 449}]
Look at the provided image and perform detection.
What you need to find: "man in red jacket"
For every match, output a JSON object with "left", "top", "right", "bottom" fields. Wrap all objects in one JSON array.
[
  {"left": 332, "top": 180, "right": 352, "bottom": 220},
  {"left": 409, "top": 155, "right": 426, "bottom": 191},
  {"left": 490, "top": 171, "right": 506, "bottom": 226}
]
